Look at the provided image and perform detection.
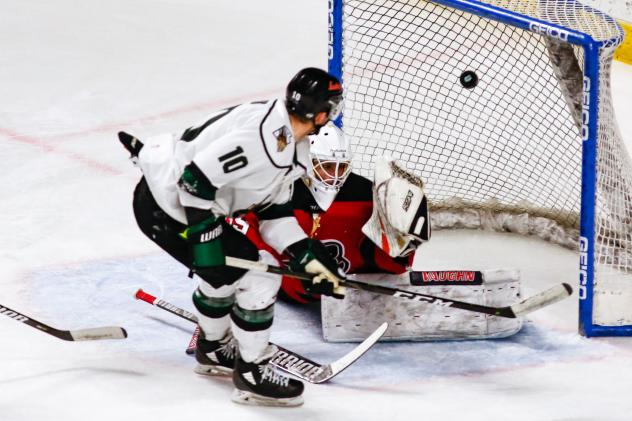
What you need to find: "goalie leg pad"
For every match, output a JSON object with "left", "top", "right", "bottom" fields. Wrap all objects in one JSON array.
[{"left": 321, "top": 269, "right": 523, "bottom": 342}]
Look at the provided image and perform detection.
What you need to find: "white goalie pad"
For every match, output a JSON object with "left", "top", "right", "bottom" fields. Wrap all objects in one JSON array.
[
  {"left": 362, "top": 156, "right": 430, "bottom": 257},
  {"left": 321, "top": 269, "right": 523, "bottom": 342}
]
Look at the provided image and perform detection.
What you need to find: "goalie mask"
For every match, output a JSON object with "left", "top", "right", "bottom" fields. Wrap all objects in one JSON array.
[{"left": 305, "top": 123, "right": 352, "bottom": 211}]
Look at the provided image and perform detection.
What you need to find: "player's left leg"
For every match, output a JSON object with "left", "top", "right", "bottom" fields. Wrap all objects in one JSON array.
[{"left": 192, "top": 222, "right": 260, "bottom": 376}]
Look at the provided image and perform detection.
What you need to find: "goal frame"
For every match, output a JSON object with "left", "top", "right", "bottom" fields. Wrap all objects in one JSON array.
[{"left": 328, "top": 0, "right": 629, "bottom": 337}]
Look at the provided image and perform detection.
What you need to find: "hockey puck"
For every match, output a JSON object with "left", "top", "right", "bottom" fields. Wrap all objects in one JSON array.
[{"left": 459, "top": 70, "right": 479, "bottom": 89}]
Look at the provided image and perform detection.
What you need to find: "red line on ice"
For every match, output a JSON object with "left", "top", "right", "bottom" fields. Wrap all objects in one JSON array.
[
  {"left": 45, "top": 87, "right": 282, "bottom": 141},
  {"left": 0, "top": 87, "right": 282, "bottom": 175},
  {"left": 0, "top": 126, "right": 123, "bottom": 176}
]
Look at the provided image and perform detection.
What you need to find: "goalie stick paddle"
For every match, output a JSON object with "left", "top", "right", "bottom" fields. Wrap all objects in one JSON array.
[
  {"left": 134, "top": 288, "right": 387, "bottom": 383},
  {"left": 224, "top": 256, "right": 573, "bottom": 319},
  {"left": 0, "top": 303, "right": 127, "bottom": 341}
]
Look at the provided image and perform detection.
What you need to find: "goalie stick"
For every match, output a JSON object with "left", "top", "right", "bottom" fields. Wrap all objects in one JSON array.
[
  {"left": 134, "top": 289, "right": 387, "bottom": 383},
  {"left": 0, "top": 303, "right": 127, "bottom": 341},
  {"left": 224, "top": 256, "right": 573, "bottom": 319}
]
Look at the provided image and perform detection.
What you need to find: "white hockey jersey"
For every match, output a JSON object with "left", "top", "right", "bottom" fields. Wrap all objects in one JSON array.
[{"left": 136, "top": 99, "right": 310, "bottom": 251}]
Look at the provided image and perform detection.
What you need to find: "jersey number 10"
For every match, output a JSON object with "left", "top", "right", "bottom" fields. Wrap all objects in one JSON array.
[{"left": 219, "top": 146, "right": 248, "bottom": 173}]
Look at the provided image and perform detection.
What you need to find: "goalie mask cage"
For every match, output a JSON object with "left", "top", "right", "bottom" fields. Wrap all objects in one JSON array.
[{"left": 328, "top": 0, "right": 630, "bottom": 336}]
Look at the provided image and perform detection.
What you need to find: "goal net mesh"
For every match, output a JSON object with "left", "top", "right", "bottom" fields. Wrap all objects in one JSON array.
[{"left": 339, "top": 0, "right": 630, "bottom": 328}]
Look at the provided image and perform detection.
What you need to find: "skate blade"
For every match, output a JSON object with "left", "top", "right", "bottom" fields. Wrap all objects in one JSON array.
[
  {"left": 231, "top": 389, "right": 304, "bottom": 407},
  {"left": 194, "top": 364, "right": 233, "bottom": 377}
]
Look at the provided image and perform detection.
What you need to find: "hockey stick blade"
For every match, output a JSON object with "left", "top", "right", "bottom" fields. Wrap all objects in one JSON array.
[
  {"left": 509, "top": 283, "right": 573, "bottom": 317},
  {"left": 67, "top": 327, "right": 128, "bottom": 341},
  {"left": 0, "top": 303, "right": 127, "bottom": 341},
  {"left": 307, "top": 322, "right": 388, "bottom": 383},
  {"left": 134, "top": 288, "right": 387, "bottom": 383}
]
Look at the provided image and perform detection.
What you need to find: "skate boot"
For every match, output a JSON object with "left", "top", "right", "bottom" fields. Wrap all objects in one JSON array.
[
  {"left": 232, "top": 345, "right": 304, "bottom": 407},
  {"left": 194, "top": 331, "right": 236, "bottom": 377}
]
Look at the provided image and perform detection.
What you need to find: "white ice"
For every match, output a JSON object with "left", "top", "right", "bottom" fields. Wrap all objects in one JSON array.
[{"left": 2, "top": 1, "right": 632, "bottom": 420}]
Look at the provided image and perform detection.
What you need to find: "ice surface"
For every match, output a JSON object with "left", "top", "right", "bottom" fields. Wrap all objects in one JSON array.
[{"left": 2, "top": 1, "right": 632, "bottom": 420}]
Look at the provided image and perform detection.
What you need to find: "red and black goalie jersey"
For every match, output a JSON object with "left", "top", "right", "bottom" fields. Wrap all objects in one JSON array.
[{"left": 233, "top": 173, "right": 413, "bottom": 304}]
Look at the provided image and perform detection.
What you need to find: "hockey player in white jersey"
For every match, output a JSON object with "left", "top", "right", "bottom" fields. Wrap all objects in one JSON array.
[{"left": 120, "top": 68, "right": 345, "bottom": 407}]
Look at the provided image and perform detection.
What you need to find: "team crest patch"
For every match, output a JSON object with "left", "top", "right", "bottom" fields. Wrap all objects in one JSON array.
[
  {"left": 322, "top": 240, "right": 350, "bottom": 273},
  {"left": 274, "top": 126, "right": 292, "bottom": 152}
]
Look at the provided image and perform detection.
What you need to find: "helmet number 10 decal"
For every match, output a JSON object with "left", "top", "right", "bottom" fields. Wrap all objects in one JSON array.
[{"left": 219, "top": 146, "right": 248, "bottom": 173}]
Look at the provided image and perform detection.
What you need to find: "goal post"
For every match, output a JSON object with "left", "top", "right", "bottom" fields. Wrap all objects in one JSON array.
[{"left": 328, "top": 0, "right": 630, "bottom": 336}]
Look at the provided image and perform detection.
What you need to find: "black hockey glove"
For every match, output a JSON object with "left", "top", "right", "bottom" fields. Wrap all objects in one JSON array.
[
  {"left": 118, "top": 131, "right": 144, "bottom": 158},
  {"left": 285, "top": 238, "right": 346, "bottom": 299},
  {"left": 181, "top": 215, "right": 225, "bottom": 272}
]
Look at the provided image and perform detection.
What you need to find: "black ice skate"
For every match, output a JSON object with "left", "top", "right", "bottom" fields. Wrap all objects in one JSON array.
[
  {"left": 194, "top": 331, "right": 235, "bottom": 377},
  {"left": 232, "top": 345, "right": 304, "bottom": 407}
]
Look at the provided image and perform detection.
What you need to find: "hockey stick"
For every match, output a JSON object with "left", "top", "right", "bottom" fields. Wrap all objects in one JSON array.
[
  {"left": 134, "top": 288, "right": 387, "bottom": 383},
  {"left": 186, "top": 326, "right": 200, "bottom": 355},
  {"left": 224, "top": 256, "right": 572, "bottom": 319},
  {"left": 0, "top": 303, "right": 127, "bottom": 341}
]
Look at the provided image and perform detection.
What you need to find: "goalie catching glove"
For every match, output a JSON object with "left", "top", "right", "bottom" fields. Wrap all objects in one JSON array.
[
  {"left": 285, "top": 238, "right": 346, "bottom": 299},
  {"left": 362, "top": 156, "right": 431, "bottom": 258}
]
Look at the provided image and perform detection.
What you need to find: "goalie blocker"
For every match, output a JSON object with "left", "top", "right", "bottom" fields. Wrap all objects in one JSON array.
[{"left": 321, "top": 269, "right": 523, "bottom": 342}]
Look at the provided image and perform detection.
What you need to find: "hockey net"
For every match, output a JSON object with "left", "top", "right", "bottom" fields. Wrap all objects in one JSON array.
[{"left": 331, "top": 0, "right": 630, "bottom": 335}]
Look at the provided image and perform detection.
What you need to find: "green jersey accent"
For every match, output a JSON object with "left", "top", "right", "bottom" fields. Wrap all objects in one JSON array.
[{"left": 178, "top": 162, "right": 217, "bottom": 200}]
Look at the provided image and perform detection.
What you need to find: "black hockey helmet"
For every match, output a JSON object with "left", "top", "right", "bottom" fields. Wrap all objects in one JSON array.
[{"left": 285, "top": 68, "right": 343, "bottom": 122}]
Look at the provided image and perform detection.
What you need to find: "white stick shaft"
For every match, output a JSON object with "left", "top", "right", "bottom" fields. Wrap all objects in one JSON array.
[{"left": 225, "top": 256, "right": 269, "bottom": 272}]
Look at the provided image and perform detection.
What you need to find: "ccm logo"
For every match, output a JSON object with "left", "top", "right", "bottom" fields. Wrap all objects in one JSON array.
[
  {"left": 579, "top": 236, "right": 589, "bottom": 300},
  {"left": 393, "top": 291, "right": 452, "bottom": 307},
  {"left": 529, "top": 22, "right": 570, "bottom": 41}
]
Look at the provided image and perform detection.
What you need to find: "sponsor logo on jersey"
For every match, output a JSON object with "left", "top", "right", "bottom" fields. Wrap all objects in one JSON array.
[
  {"left": 0, "top": 307, "right": 29, "bottom": 323},
  {"left": 274, "top": 126, "right": 292, "bottom": 152},
  {"left": 410, "top": 271, "right": 483, "bottom": 286}
]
